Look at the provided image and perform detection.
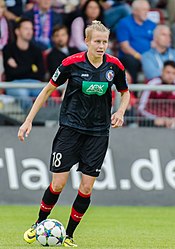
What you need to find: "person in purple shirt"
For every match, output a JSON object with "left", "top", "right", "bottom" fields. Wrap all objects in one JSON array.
[{"left": 116, "top": 0, "right": 156, "bottom": 83}]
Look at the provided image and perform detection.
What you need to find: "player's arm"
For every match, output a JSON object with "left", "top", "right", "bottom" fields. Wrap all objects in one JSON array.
[
  {"left": 111, "top": 90, "right": 130, "bottom": 128},
  {"left": 112, "top": 66, "right": 130, "bottom": 128},
  {"left": 18, "top": 61, "right": 71, "bottom": 141},
  {"left": 18, "top": 82, "right": 56, "bottom": 142}
]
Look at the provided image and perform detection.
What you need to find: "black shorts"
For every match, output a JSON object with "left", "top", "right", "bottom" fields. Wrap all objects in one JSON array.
[{"left": 50, "top": 126, "right": 109, "bottom": 177}]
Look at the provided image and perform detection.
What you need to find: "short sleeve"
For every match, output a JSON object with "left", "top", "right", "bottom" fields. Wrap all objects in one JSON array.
[
  {"left": 114, "top": 68, "right": 128, "bottom": 92},
  {"left": 50, "top": 64, "right": 71, "bottom": 87}
]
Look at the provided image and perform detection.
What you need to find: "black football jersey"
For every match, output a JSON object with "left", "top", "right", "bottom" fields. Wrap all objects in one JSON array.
[{"left": 50, "top": 52, "right": 128, "bottom": 136}]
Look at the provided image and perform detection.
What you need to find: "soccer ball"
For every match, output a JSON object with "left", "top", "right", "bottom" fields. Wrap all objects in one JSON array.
[{"left": 36, "top": 219, "right": 66, "bottom": 246}]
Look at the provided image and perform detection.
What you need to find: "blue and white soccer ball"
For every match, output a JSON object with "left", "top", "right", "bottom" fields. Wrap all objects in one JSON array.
[{"left": 36, "top": 219, "right": 66, "bottom": 246}]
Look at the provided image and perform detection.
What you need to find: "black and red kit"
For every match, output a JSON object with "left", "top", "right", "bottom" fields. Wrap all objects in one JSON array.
[{"left": 50, "top": 52, "right": 128, "bottom": 136}]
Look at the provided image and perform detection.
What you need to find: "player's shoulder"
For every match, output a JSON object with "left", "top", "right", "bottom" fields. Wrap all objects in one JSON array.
[
  {"left": 62, "top": 52, "right": 86, "bottom": 66},
  {"left": 106, "top": 53, "right": 124, "bottom": 70}
]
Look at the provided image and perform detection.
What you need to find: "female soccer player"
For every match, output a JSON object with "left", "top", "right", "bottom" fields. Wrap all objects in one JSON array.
[{"left": 18, "top": 20, "right": 130, "bottom": 247}]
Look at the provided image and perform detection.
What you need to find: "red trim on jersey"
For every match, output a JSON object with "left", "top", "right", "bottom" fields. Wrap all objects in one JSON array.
[
  {"left": 49, "top": 183, "right": 61, "bottom": 195},
  {"left": 40, "top": 201, "right": 55, "bottom": 212},
  {"left": 71, "top": 207, "right": 84, "bottom": 222},
  {"left": 106, "top": 54, "right": 124, "bottom": 71},
  {"left": 49, "top": 79, "right": 58, "bottom": 87},
  {"left": 62, "top": 52, "right": 86, "bottom": 66},
  {"left": 119, "top": 89, "right": 129, "bottom": 93},
  {"left": 78, "top": 190, "right": 91, "bottom": 198}
]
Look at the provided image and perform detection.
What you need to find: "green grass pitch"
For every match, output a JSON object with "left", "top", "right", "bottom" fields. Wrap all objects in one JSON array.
[{"left": 1, "top": 205, "right": 175, "bottom": 249}]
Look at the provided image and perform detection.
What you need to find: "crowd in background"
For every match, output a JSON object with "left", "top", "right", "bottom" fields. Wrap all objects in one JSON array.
[{"left": 0, "top": 0, "right": 175, "bottom": 128}]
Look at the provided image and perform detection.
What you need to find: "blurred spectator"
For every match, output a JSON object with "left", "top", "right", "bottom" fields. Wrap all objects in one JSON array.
[
  {"left": 116, "top": 0, "right": 156, "bottom": 83},
  {"left": 51, "top": 0, "right": 79, "bottom": 14},
  {"left": 99, "top": 0, "right": 131, "bottom": 33},
  {"left": 51, "top": 0, "right": 79, "bottom": 28},
  {"left": 4, "top": 0, "right": 32, "bottom": 21},
  {"left": 128, "top": 0, "right": 167, "bottom": 8},
  {"left": 47, "top": 24, "right": 80, "bottom": 101},
  {"left": 3, "top": 18, "right": 45, "bottom": 108},
  {"left": 167, "top": 0, "right": 175, "bottom": 25},
  {"left": 167, "top": 0, "right": 175, "bottom": 48},
  {"left": 0, "top": 0, "right": 9, "bottom": 81},
  {"left": 47, "top": 24, "right": 80, "bottom": 77},
  {"left": 22, "top": 0, "right": 62, "bottom": 51},
  {"left": 69, "top": 0, "right": 103, "bottom": 51},
  {"left": 142, "top": 25, "right": 175, "bottom": 81},
  {"left": 138, "top": 60, "right": 175, "bottom": 128}
]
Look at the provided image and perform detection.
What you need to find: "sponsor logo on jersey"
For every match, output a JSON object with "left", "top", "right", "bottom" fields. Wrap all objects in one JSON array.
[
  {"left": 106, "top": 70, "right": 114, "bottom": 81},
  {"left": 52, "top": 68, "right": 60, "bottom": 81},
  {"left": 82, "top": 81, "right": 108, "bottom": 96},
  {"left": 81, "top": 73, "right": 89, "bottom": 77}
]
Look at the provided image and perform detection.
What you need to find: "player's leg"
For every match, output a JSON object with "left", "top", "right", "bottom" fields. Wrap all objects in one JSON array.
[
  {"left": 24, "top": 126, "right": 81, "bottom": 244},
  {"left": 64, "top": 174, "right": 96, "bottom": 247},
  {"left": 37, "top": 172, "right": 69, "bottom": 223},
  {"left": 24, "top": 172, "right": 69, "bottom": 244},
  {"left": 64, "top": 134, "right": 109, "bottom": 247}
]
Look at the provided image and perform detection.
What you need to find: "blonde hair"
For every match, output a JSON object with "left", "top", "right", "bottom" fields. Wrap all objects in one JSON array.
[{"left": 85, "top": 20, "right": 110, "bottom": 40}]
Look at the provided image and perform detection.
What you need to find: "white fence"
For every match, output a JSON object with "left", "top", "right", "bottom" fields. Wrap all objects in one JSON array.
[
  {"left": 0, "top": 82, "right": 175, "bottom": 127},
  {"left": 1, "top": 82, "right": 175, "bottom": 91}
]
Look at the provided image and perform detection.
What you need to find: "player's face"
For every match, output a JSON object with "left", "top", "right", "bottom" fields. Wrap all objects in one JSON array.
[
  {"left": 162, "top": 65, "right": 175, "bottom": 84},
  {"left": 86, "top": 30, "right": 109, "bottom": 58}
]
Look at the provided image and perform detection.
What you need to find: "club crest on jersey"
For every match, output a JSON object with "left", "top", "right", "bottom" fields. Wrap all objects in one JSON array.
[
  {"left": 106, "top": 70, "right": 114, "bottom": 81},
  {"left": 52, "top": 68, "right": 60, "bottom": 81}
]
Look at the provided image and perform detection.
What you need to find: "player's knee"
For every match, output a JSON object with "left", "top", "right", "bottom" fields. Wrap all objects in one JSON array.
[
  {"left": 80, "top": 184, "right": 92, "bottom": 195},
  {"left": 52, "top": 182, "right": 65, "bottom": 192}
]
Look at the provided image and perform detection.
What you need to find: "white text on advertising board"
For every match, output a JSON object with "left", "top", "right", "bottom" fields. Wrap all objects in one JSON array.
[{"left": 0, "top": 148, "right": 175, "bottom": 191}]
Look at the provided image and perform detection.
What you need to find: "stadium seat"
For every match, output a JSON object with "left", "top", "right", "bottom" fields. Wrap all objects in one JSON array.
[
  {"left": 42, "top": 49, "right": 51, "bottom": 72},
  {"left": 147, "top": 8, "right": 166, "bottom": 24}
]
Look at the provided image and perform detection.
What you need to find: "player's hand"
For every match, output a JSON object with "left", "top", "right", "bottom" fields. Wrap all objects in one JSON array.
[
  {"left": 18, "top": 120, "right": 32, "bottom": 142},
  {"left": 111, "top": 111, "right": 124, "bottom": 128}
]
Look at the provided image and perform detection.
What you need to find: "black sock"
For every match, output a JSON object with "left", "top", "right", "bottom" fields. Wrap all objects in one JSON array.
[
  {"left": 37, "top": 183, "right": 61, "bottom": 223},
  {"left": 66, "top": 190, "right": 91, "bottom": 238}
]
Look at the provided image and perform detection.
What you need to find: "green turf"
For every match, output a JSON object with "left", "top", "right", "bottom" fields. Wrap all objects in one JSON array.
[{"left": 0, "top": 206, "right": 175, "bottom": 249}]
